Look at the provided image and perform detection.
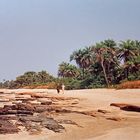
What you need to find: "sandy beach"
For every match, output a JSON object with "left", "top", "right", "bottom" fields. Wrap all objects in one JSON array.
[{"left": 0, "top": 88, "right": 139, "bottom": 140}]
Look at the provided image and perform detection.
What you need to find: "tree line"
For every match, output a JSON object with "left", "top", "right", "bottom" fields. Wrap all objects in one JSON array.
[
  {"left": 0, "top": 39, "right": 140, "bottom": 89},
  {"left": 58, "top": 39, "right": 140, "bottom": 89},
  {"left": 0, "top": 71, "right": 55, "bottom": 89}
]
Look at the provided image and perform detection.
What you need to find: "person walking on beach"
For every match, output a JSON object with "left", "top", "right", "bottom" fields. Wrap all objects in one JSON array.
[
  {"left": 62, "top": 84, "right": 65, "bottom": 94},
  {"left": 56, "top": 84, "right": 60, "bottom": 94}
]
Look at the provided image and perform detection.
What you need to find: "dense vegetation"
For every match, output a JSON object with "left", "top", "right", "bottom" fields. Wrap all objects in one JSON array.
[
  {"left": 0, "top": 39, "right": 140, "bottom": 89},
  {"left": 58, "top": 39, "right": 140, "bottom": 89},
  {"left": 0, "top": 71, "right": 55, "bottom": 89}
]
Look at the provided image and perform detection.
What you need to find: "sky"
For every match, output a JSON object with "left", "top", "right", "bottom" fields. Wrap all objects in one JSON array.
[{"left": 0, "top": 0, "right": 140, "bottom": 81}]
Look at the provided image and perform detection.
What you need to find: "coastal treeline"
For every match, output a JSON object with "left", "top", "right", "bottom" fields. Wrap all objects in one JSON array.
[
  {"left": 58, "top": 39, "right": 140, "bottom": 89},
  {"left": 0, "top": 39, "right": 140, "bottom": 89},
  {"left": 0, "top": 71, "right": 55, "bottom": 89}
]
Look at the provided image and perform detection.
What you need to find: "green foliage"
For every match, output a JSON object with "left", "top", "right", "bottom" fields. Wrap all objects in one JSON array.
[
  {"left": 0, "top": 70, "right": 55, "bottom": 89},
  {"left": 65, "top": 78, "right": 81, "bottom": 90},
  {"left": 58, "top": 62, "right": 80, "bottom": 78},
  {"left": 0, "top": 39, "right": 140, "bottom": 90},
  {"left": 67, "top": 39, "right": 140, "bottom": 89}
]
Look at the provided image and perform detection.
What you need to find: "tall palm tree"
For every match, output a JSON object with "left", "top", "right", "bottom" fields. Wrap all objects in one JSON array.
[
  {"left": 91, "top": 40, "right": 118, "bottom": 87},
  {"left": 118, "top": 40, "right": 140, "bottom": 79},
  {"left": 118, "top": 40, "right": 138, "bottom": 63},
  {"left": 70, "top": 47, "right": 92, "bottom": 78},
  {"left": 92, "top": 44, "right": 109, "bottom": 87}
]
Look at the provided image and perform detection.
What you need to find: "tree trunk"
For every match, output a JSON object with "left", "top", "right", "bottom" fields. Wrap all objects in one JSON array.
[
  {"left": 101, "top": 60, "right": 109, "bottom": 87},
  {"left": 124, "top": 67, "right": 129, "bottom": 80},
  {"left": 82, "top": 68, "right": 85, "bottom": 79}
]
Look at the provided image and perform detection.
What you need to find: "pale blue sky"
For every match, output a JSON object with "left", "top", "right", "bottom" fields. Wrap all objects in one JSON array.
[{"left": 0, "top": 0, "right": 140, "bottom": 81}]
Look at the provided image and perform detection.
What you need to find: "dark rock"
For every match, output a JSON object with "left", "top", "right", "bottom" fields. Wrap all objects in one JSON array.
[
  {"left": 41, "top": 117, "right": 65, "bottom": 132},
  {"left": 78, "top": 111, "right": 97, "bottom": 117},
  {"left": 13, "top": 103, "right": 35, "bottom": 111},
  {"left": 3, "top": 103, "right": 35, "bottom": 112},
  {"left": 19, "top": 116, "right": 65, "bottom": 133},
  {"left": 21, "top": 120, "right": 42, "bottom": 135},
  {"left": 0, "top": 108, "right": 10, "bottom": 115},
  {"left": 55, "top": 109, "right": 72, "bottom": 113},
  {"left": 98, "top": 109, "right": 110, "bottom": 114},
  {"left": 19, "top": 116, "right": 43, "bottom": 123},
  {"left": 0, "top": 109, "right": 33, "bottom": 115},
  {"left": 9, "top": 110, "right": 33, "bottom": 115},
  {"left": 110, "top": 103, "right": 140, "bottom": 112},
  {"left": 34, "top": 105, "right": 61, "bottom": 113},
  {"left": 0, "top": 92, "right": 82, "bottom": 135},
  {"left": 121, "top": 105, "right": 140, "bottom": 112},
  {"left": 0, "top": 120, "right": 19, "bottom": 134},
  {"left": 106, "top": 117, "right": 124, "bottom": 121},
  {"left": 110, "top": 103, "right": 128, "bottom": 108},
  {"left": 0, "top": 115, "right": 17, "bottom": 120}
]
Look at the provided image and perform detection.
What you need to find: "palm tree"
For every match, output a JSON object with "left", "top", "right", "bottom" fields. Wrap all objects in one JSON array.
[
  {"left": 101, "top": 39, "right": 116, "bottom": 49},
  {"left": 58, "top": 62, "right": 80, "bottom": 78},
  {"left": 118, "top": 40, "right": 140, "bottom": 79},
  {"left": 92, "top": 44, "right": 109, "bottom": 87},
  {"left": 118, "top": 40, "right": 138, "bottom": 63},
  {"left": 70, "top": 47, "right": 93, "bottom": 79},
  {"left": 91, "top": 39, "right": 118, "bottom": 87}
]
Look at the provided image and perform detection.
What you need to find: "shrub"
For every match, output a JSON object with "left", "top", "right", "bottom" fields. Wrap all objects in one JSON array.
[{"left": 117, "top": 80, "right": 140, "bottom": 89}]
